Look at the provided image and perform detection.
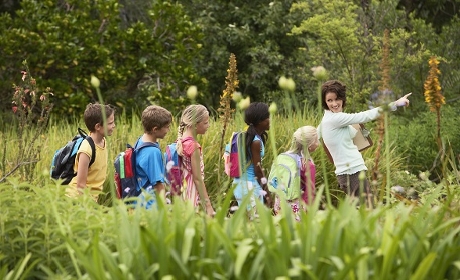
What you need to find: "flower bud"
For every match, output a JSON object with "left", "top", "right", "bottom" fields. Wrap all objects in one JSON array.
[
  {"left": 285, "top": 78, "right": 296, "bottom": 92},
  {"left": 232, "top": 91, "right": 242, "bottom": 102},
  {"left": 186, "top": 85, "right": 198, "bottom": 100},
  {"left": 238, "top": 96, "right": 250, "bottom": 110},
  {"left": 90, "top": 75, "right": 100, "bottom": 88},
  {"left": 278, "top": 76, "right": 288, "bottom": 89},
  {"left": 269, "top": 102, "right": 277, "bottom": 114},
  {"left": 311, "top": 66, "right": 328, "bottom": 80}
]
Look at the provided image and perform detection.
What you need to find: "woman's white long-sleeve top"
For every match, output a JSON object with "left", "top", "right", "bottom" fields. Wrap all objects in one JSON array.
[{"left": 318, "top": 108, "right": 381, "bottom": 175}]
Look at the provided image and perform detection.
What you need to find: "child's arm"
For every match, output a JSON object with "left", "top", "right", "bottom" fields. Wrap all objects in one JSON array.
[
  {"left": 301, "top": 159, "right": 316, "bottom": 205},
  {"left": 152, "top": 182, "right": 165, "bottom": 199},
  {"left": 75, "top": 153, "right": 90, "bottom": 193},
  {"left": 250, "top": 140, "right": 272, "bottom": 206},
  {"left": 190, "top": 148, "right": 214, "bottom": 216}
]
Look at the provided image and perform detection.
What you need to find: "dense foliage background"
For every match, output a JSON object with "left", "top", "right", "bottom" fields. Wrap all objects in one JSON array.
[{"left": 1, "top": 0, "right": 460, "bottom": 118}]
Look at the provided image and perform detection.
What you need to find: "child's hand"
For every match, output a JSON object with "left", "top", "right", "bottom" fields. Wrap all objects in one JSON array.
[{"left": 206, "top": 205, "right": 215, "bottom": 217}]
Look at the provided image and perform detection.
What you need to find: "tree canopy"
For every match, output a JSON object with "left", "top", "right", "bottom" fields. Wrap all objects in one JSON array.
[{"left": 0, "top": 0, "right": 459, "bottom": 118}]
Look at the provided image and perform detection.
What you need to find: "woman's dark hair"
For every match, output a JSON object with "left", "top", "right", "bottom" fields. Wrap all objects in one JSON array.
[
  {"left": 244, "top": 102, "right": 269, "bottom": 159},
  {"left": 321, "top": 80, "right": 347, "bottom": 110}
]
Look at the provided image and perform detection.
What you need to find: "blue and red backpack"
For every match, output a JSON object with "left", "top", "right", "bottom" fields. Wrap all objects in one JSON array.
[{"left": 114, "top": 141, "right": 159, "bottom": 199}]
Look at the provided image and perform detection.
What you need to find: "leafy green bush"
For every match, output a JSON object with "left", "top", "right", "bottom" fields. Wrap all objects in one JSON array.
[{"left": 389, "top": 106, "right": 460, "bottom": 178}]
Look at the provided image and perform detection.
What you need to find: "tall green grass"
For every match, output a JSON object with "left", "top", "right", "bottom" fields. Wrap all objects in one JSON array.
[
  {"left": 1, "top": 177, "right": 460, "bottom": 279},
  {"left": 1, "top": 106, "right": 460, "bottom": 279}
]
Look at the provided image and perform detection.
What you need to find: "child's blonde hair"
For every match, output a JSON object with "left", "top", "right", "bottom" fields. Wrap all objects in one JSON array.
[
  {"left": 176, "top": 104, "right": 209, "bottom": 154},
  {"left": 287, "top": 126, "right": 318, "bottom": 159}
]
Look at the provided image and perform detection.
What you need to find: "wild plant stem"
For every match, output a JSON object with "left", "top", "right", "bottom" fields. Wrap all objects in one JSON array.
[
  {"left": 317, "top": 82, "right": 331, "bottom": 207},
  {"left": 384, "top": 112, "right": 391, "bottom": 204}
]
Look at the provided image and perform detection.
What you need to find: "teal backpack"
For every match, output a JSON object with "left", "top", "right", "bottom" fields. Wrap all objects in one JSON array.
[{"left": 267, "top": 153, "right": 302, "bottom": 200}]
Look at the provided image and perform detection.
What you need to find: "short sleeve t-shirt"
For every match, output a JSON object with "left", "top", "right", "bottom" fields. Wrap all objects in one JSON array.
[
  {"left": 67, "top": 138, "right": 108, "bottom": 198},
  {"left": 134, "top": 139, "right": 165, "bottom": 190}
]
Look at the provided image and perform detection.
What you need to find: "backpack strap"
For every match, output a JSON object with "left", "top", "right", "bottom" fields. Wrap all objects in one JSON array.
[
  {"left": 320, "top": 139, "right": 334, "bottom": 164},
  {"left": 284, "top": 153, "right": 302, "bottom": 175},
  {"left": 85, "top": 136, "right": 96, "bottom": 167},
  {"left": 77, "top": 127, "right": 96, "bottom": 167},
  {"left": 133, "top": 137, "right": 159, "bottom": 151}
]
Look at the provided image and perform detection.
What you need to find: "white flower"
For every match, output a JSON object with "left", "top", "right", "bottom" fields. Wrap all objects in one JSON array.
[
  {"left": 186, "top": 85, "right": 198, "bottom": 100},
  {"left": 259, "top": 190, "right": 267, "bottom": 197},
  {"left": 90, "top": 75, "right": 100, "bottom": 88},
  {"left": 166, "top": 160, "right": 175, "bottom": 172}
]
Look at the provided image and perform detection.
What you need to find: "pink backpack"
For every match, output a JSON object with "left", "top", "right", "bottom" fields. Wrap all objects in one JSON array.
[
  {"left": 164, "top": 137, "right": 193, "bottom": 195},
  {"left": 223, "top": 132, "right": 246, "bottom": 178}
]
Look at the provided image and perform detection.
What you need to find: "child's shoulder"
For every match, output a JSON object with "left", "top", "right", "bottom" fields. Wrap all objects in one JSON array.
[{"left": 182, "top": 137, "right": 200, "bottom": 155}]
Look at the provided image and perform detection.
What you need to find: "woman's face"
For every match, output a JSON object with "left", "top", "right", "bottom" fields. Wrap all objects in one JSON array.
[{"left": 325, "top": 92, "right": 343, "bottom": 113}]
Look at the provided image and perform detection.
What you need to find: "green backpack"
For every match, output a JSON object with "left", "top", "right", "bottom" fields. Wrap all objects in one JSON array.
[{"left": 267, "top": 153, "right": 302, "bottom": 200}]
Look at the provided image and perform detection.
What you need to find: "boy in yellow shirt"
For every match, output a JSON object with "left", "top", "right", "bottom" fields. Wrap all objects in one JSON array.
[{"left": 66, "top": 103, "right": 116, "bottom": 201}]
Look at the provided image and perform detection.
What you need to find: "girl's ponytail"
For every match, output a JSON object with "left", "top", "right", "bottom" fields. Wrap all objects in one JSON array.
[{"left": 176, "top": 122, "right": 186, "bottom": 156}]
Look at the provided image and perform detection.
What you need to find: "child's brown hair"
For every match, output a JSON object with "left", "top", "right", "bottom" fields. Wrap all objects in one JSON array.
[
  {"left": 141, "top": 105, "right": 172, "bottom": 133},
  {"left": 84, "top": 103, "right": 115, "bottom": 132}
]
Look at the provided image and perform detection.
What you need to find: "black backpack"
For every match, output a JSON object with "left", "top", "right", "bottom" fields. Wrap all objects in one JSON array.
[{"left": 50, "top": 128, "right": 96, "bottom": 185}]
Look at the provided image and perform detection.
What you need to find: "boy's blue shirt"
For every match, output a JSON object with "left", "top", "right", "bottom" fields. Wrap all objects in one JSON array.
[{"left": 135, "top": 138, "right": 165, "bottom": 190}]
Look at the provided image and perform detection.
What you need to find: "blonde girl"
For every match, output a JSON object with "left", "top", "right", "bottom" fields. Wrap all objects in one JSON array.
[
  {"left": 176, "top": 104, "right": 214, "bottom": 216},
  {"left": 273, "top": 126, "right": 319, "bottom": 217}
]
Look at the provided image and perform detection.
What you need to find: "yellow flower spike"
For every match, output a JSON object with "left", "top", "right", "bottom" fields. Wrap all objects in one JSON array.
[{"left": 423, "top": 56, "right": 444, "bottom": 112}]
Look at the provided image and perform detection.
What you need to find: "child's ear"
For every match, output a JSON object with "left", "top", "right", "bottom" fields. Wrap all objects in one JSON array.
[{"left": 94, "top": 123, "right": 102, "bottom": 131}]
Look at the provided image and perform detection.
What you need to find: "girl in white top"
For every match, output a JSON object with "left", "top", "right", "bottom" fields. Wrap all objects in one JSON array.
[{"left": 318, "top": 80, "right": 411, "bottom": 205}]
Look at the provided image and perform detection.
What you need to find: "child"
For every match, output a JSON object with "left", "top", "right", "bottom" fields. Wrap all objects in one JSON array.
[
  {"left": 233, "top": 102, "right": 271, "bottom": 211},
  {"left": 67, "top": 103, "right": 116, "bottom": 201},
  {"left": 176, "top": 104, "right": 214, "bottom": 216},
  {"left": 272, "top": 126, "right": 319, "bottom": 218},
  {"left": 134, "top": 105, "right": 172, "bottom": 209}
]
